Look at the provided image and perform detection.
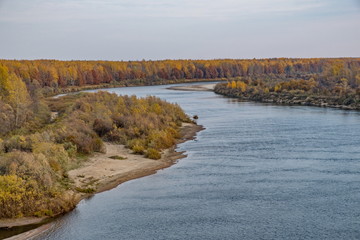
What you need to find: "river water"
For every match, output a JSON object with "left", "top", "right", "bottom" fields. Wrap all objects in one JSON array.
[{"left": 4, "top": 82, "right": 360, "bottom": 239}]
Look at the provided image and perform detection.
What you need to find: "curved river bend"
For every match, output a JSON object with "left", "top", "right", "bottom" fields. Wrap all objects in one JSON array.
[{"left": 11, "top": 83, "right": 360, "bottom": 239}]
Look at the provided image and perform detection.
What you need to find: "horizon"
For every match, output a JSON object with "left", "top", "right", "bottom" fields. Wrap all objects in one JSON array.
[
  {"left": 1, "top": 0, "right": 359, "bottom": 60},
  {"left": 1, "top": 56, "right": 359, "bottom": 62}
]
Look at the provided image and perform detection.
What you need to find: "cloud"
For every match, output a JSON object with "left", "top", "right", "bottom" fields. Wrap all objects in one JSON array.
[
  {"left": 0, "top": 0, "right": 358, "bottom": 60},
  {"left": 0, "top": 0, "right": 331, "bottom": 23}
]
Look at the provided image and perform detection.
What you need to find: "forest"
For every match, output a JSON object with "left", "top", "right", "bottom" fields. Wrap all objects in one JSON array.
[
  {"left": 214, "top": 61, "right": 360, "bottom": 110},
  {"left": 0, "top": 58, "right": 359, "bottom": 97},
  {"left": 1, "top": 57, "right": 360, "bottom": 218}
]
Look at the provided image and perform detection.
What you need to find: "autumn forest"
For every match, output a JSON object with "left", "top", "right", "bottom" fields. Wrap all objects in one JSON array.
[{"left": 1, "top": 58, "right": 359, "bottom": 94}]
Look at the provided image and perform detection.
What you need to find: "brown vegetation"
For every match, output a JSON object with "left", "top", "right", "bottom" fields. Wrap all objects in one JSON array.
[
  {"left": 0, "top": 80, "right": 191, "bottom": 218},
  {"left": 1, "top": 57, "right": 360, "bottom": 219},
  {"left": 0, "top": 58, "right": 359, "bottom": 97},
  {"left": 214, "top": 61, "right": 360, "bottom": 110}
]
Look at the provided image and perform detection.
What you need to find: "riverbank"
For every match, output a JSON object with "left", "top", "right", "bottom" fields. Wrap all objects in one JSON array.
[
  {"left": 166, "top": 83, "right": 216, "bottom": 91},
  {"left": 69, "top": 122, "right": 204, "bottom": 196},
  {"left": 47, "top": 79, "right": 223, "bottom": 98},
  {"left": 214, "top": 83, "right": 360, "bottom": 111},
  {"left": 0, "top": 123, "right": 203, "bottom": 239}
]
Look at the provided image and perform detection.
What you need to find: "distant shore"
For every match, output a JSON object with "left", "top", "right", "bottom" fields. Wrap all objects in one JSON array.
[
  {"left": 166, "top": 83, "right": 216, "bottom": 91},
  {"left": 49, "top": 79, "right": 222, "bottom": 98},
  {"left": 214, "top": 83, "right": 360, "bottom": 111},
  {"left": 1, "top": 123, "right": 204, "bottom": 239}
]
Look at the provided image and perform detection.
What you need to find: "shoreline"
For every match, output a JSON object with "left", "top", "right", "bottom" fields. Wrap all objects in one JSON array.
[
  {"left": 0, "top": 123, "right": 204, "bottom": 239},
  {"left": 166, "top": 83, "right": 216, "bottom": 92},
  {"left": 48, "top": 79, "right": 223, "bottom": 98},
  {"left": 71, "top": 122, "right": 204, "bottom": 196},
  {"left": 214, "top": 84, "right": 360, "bottom": 111}
]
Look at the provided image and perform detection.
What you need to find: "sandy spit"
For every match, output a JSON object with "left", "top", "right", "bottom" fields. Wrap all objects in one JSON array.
[
  {"left": 167, "top": 83, "right": 216, "bottom": 91},
  {"left": 1, "top": 123, "right": 204, "bottom": 239},
  {"left": 69, "top": 123, "right": 204, "bottom": 195}
]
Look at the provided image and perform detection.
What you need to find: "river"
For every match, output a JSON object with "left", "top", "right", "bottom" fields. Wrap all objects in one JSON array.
[{"left": 4, "top": 82, "right": 360, "bottom": 239}]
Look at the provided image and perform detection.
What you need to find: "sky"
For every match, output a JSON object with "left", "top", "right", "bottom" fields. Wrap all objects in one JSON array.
[{"left": 0, "top": 0, "right": 359, "bottom": 60}]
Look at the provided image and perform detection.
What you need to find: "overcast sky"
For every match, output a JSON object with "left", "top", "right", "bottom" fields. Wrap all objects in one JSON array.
[{"left": 0, "top": 0, "right": 359, "bottom": 60}]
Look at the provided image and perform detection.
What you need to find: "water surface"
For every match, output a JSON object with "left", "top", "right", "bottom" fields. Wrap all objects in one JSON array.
[{"left": 7, "top": 82, "right": 360, "bottom": 239}]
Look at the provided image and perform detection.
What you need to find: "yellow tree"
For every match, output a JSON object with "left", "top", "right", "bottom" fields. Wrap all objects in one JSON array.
[
  {"left": 355, "top": 74, "right": 360, "bottom": 86},
  {"left": 236, "top": 81, "right": 247, "bottom": 92},
  {"left": 231, "top": 81, "right": 236, "bottom": 89},
  {"left": 340, "top": 78, "right": 349, "bottom": 95},
  {"left": 7, "top": 73, "right": 31, "bottom": 127},
  {"left": 0, "top": 65, "right": 10, "bottom": 100}
]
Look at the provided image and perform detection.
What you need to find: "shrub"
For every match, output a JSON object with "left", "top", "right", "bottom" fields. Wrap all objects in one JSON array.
[
  {"left": 127, "top": 138, "right": 146, "bottom": 150},
  {"left": 0, "top": 138, "right": 4, "bottom": 153},
  {"left": 132, "top": 145, "right": 145, "bottom": 154},
  {"left": 148, "top": 130, "right": 175, "bottom": 150},
  {"left": 4, "top": 135, "right": 32, "bottom": 152},
  {"left": 92, "top": 137, "right": 105, "bottom": 153},
  {"left": 106, "top": 128, "right": 127, "bottom": 143},
  {"left": 93, "top": 118, "right": 113, "bottom": 137},
  {"left": 343, "top": 97, "right": 355, "bottom": 105},
  {"left": 33, "top": 142, "right": 70, "bottom": 173},
  {"left": 0, "top": 151, "right": 55, "bottom": 188},
  {"left": 75, "top": 187, "right": 95, "bottom": 193},
  {"left": 0, "top": 175, "right": 66, "bottom": 218},
  {"left": 145, "top": 148, "right": 161, "bottom": 160},
  {"left": 63, "top": 141, "right": 77, "bottom": 157},
  {"left": 109, "top": 155, "right": 127, "bottom": 160}
]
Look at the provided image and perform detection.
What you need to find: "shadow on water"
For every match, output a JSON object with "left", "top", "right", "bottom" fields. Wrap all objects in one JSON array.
[{"left": 0, "top": 220, "right": 51, "bottom": 240}]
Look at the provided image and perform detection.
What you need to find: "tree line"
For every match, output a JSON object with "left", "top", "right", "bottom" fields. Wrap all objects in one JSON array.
[
  {"left": 214, "top": 67, "right": 360, "bottom": 110},
  {"left": 0, "top": 58, "right": 359, "bottom": 94}
]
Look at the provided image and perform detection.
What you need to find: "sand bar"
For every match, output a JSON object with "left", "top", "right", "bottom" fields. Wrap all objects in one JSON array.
[
  {"left": 167, "top": 83, "right": 216, "bottom": 91},
  {"left": 1, "top": 123, "right": 203, "bottom": 239}
]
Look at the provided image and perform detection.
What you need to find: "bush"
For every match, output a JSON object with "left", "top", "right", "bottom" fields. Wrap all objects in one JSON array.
[
  {"left": 0, "top": 151, "right": 55, "bottom": 188},
  {"left": 4, "top": 135, "right": 32, "bottom": 152},
  {"left": 0, "top": 138, "right": 4, "bottom": 153},
  {"left": 132, "top": 145, "right": 145, "bottom": 154},
  {"left": 63, "top": 141, "right": 77, "bottom": 157},
  {"left": 106, "top": 128, "right": 127, "bottom": 143},
  {"left": 127, "top": 138, "right": 146, "bottom": 150},
  {"left": 109, "top": 155, "right": 127, "bottom": 160},
  {"left": 33, "top": 142, "right": 70, "bottom": 173},
  {"left": 148, "top": 130, "right": 175, "bottom": 150},
  {"left": 145, "top": 148, "right": 161, "bottom": 160},
  {"left": 0, "top": 174, "right": 75, "bottom": 218},
  {"left": 92, "top": 137, "right": 105, "bottom": 153},
  {"left": 75, "top": 187, "right": 95, "bottom": 193},
  {"left": 0, "top": 101, "right": 15, "bottom": 136},
  {"left": 93, "top": 118, "right": 113, "bottom": 137},
  {"left": 343, "top": 97, "right": 355, "bottom": 105}
]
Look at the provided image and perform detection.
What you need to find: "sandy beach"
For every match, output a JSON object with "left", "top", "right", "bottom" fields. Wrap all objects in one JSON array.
[
  {"left": 167, "top": 83, "right": 216, "bottom": 91},
  {"left": 1, "top": 122, "right": 203, "bottom": 239},
  {"left": 69, "top": 122, "right": 203, "bottom": 195}
]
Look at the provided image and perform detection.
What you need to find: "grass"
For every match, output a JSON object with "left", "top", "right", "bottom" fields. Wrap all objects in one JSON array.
[
  {"left": 109, "top": 155, "right": 127, "bottom": 160},
  {"left": 75, "top": 187, "right": 96, "bottom": 194}
]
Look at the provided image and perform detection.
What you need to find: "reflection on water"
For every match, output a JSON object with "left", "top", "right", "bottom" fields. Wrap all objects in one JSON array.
[{"left": 2, "top": 82, "right": 360, "bottom": 240}]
